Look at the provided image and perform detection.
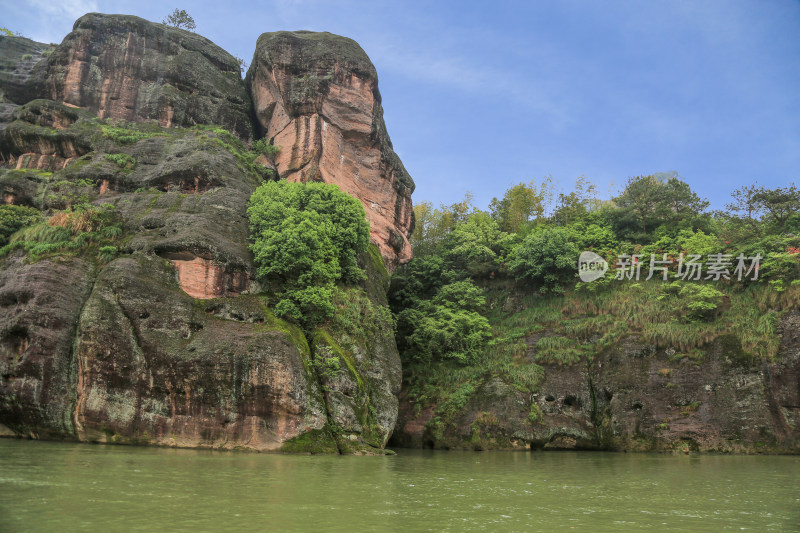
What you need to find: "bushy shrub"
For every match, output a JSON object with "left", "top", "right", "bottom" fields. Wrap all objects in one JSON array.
[
  {"left": 251, "top": 138, "right": 281, "bottom": 162},
  {"left": 658, "top": 282, "right": 725, "bottom": 322},
  {"left": 679, "top": 284, "right": 725, "bottom": 321},
  {"left": 509, "top": 227, "right": 580, "bottom": 293},
  {"left": 0, "top": 205, "right": 41, "bottom": 246},
  {"left": 0, "top": 204, "right": 123, "bottom": 260},
  {"left": 105, "top": 153, "right": 136, "bottom": 169},
  {"left": 395, "top": 279, "right": 491, "bottom": 365},
  {"left": 398, "top": 302, "right": 491, "bottom": 365},
  {"left": 247, "top": 180, "right": 369, "bottom": 325}
]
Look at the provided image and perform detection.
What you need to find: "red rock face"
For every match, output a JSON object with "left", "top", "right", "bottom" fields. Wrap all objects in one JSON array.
[
  {"left": 164, "top": 254, "right": 249, "bottom": 299},
  {"left": 247, "top": 31, "right": 415, "bottom": 271},
  {"left": 10, "top": 153, "right": 73, "bottom": 172},
  {"left": 39, "top": 13, "right": 253, "bottom": 139}
]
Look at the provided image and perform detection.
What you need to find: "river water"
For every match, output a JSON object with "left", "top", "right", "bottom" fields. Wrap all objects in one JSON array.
[{"left": 0, "top": 439, "right": 797, "bottom": 532}]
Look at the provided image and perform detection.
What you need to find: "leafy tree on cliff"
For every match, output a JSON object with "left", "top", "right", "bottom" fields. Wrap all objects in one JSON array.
[
  {"left": 410, "top": 193, "right": 476, "bottom": 258},
  {"left": 752, "top": 184, "right": 800, "bottom": 231},
  {"left": 613, "top": 173, "right": 708, "bottom": 240},
  {"left": 248, "top": 180, "right": 369, "bottom": 324},
  {"left": 489, "top": 178, "right": 554, "bottom": 234},
  {"left": 441, "top": 211, "right": 515, "bottom": 278},
  {"left": 552, "top": 176, "right": 599, "bottom": 226},
  {"left": 508, "top": 227, "right": 580, "bottom": 294},
  {"left": 163, "top": 9, "right": 196, "bottom": 31},
  {"left": 395, "top": 280, "right": 491, "bottom": 365}
]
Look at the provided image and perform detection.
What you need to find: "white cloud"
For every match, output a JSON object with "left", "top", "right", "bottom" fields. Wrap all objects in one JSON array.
[
  {"left": 22, "top": 0, "right": 99, "bottom": 42},
  {"left": 368, "top": 41, "right": 573, "bottom": 128},
  {"left": 28, "top": 0, "right": 99, "bottom": 20}
]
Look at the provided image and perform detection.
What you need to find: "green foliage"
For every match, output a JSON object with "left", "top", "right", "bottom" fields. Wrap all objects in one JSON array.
[
  {"left": 396, "top": 277, "right": 492, "bottom": 365},
  {"left": 313, "top": 344, "right": 342, "bottom": 389},
  {"left": 678, "top": 284, "right": 725, "bottom": 322},
  {"left": 432, "top": 280, "right": 487, "bottom": 313},
  {"left": 98, "top": 245, "right": 118, "bottom": 263},
  {"left": 534, "top": 335, "right": 584, "bottom": 365},
  {"left": 251, "top": 138, "right": 281, "bottom": 162},
  {"left": 248, "top": 180, "right": 369, "bottom": 326},
  {"left": 410, "top": 193, "right": 476, "bottom": 258},
  {"left": 553, "top": 176, "right": 599, "bottom": 226},
  {"left": 392, "top": 172, "right": 800, "bottom": 432},
  {"left": 197, "top": 127, "right": 277, "bottom": 179},
  {"left": 509, "top": 227, "right": 579, "bottom": 293},
  {"left": 442, "top": 211, "right": 515, "bottom": 278},
  {"left": 489, "top": 178, "right": 554, "bottom": 233},
  {"left": 101, "top": 124, "right": 165, "bottom": 145},
  {"left": 163, "top": 8, "right": 196, "bottom": 31},
  {"left": 0, "top": 204, "right": 124, "bottom": 262},
  {"left": 105, "top": 153, "right": 136, "bottom": 169},
  {"left": 0, "top": 205, "right": 41, "bottom": 246},
  {"left": 45, "top": 178, "right": 94, "bottom": 209},
  {"left": 613, "top": 173, "right": 708, "bottom": 240},
  {"left": 757, "top": 244, "right": 800, "bottom": 283},
  {"left": 751, "top": 184, "right": 800, "bottom": 230},
  {"left": 331, "top": 287, "right": 394, "bottom": 343}
]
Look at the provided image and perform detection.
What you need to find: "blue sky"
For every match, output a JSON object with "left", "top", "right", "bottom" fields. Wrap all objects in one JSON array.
[{"left": 7, "top": 1, "right": 800, "bottom": 211}]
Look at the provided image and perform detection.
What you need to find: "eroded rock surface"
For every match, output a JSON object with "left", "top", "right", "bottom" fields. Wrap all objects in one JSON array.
[
  {"left": 0, "top": 15, "right": 405, "bottom": 452},
  {"left": 246, "top": 31, "right": 415, "bottom": 270},
  {"left": 392, "top": 323, "right": 800, "bottom": 453},
  {"left": 31, "top": 14, "right": 253, "bottom": 139}
]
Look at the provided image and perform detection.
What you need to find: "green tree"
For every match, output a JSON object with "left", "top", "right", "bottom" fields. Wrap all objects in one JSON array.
[
  {"left": 726, "top": 184, "right": 762, "bottom": 222},
  {"left": 410, "top": 193, "right": 476, "bottom": 258},
  {"left": 432, "top": 280, "right": 487, "bottom": 313},
  {"left": 236, "top": 56, "right": 248, "bottom": 74},
  {"left": 163, "top": 9, "right": 196, "bottom": 31},
  {"left": 251, "top": 138, "right": 280, "bottom": 162},
  {"left": 553, "top": 176, "right": 598, "bottom": 226},
  {"left": 613, "top": 175, "right": 666, "bottom": 235},
  {"left": 508, "top": 227, "right": 580, "bottom": 293},
  {"left": 442, "top": 211, "right": 515, "bottom": 278},
  {"left": 0, "top": 205, "right": 41, "bottom": 246},
  {"left": 396, "top": 280, "right": 491, "bottom": 365},
  {"left": 247, "top": 180, "right": 369, "bottom": 325},
  {"left": 490, "top": 178, "right": 554, "bottom": 233},
  {"left": 662, "top": 176, "right": 709, "bottom": 226},
  {"left": 752, "top": 184, "right": 800, "bottom": 231}
]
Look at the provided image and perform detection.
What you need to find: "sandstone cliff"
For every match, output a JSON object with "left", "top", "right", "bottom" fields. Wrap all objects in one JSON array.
[
  {"left": 0, "top": 14, "right": 408, "bottom": 453},
  {"left": 246, "top": 31, "right": 415, "bottom": 270},
  {"left": 391, "top": 315, "right": 800, "bottom": 454},
  {"left": 28, "top": 14, "right": 254, "bottom": 140}
]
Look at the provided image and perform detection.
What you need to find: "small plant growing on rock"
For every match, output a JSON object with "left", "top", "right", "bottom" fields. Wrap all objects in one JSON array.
[
  {"left": 105, "top": 153, "right": 136, "bottom": 170},
  {"left": 236, "top": 56, "right": 248, "bottom": 74},
  {"left": 251, "top": 138, "right": 281, "bottom": 162},
  {"left": 313, "top": 345, "right": 342, "bottom": 391}
]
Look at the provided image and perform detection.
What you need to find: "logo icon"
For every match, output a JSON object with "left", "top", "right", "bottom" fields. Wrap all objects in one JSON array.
[{"left": 579, "top": 251, "right": 608, "bottom": 282}]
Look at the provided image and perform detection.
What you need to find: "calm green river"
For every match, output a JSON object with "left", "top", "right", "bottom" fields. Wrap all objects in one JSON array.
[{"left": 0, "top": 440, "right": 797, "bottom": 532}]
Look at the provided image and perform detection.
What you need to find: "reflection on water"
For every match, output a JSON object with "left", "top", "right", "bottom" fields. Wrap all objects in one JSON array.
[{"left": 0, "top": 439, "right": 798, "bottom": 532}]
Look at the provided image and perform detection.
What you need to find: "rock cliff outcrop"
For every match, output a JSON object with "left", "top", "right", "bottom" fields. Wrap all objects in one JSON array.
[
  {"left": 392, "top": 317, "right": 800, "bottom": 454},
  {"left": 29, "top": 14, "right": 254, "bottom": 140},
  {"left": 246, "top": 31, "right": 415, "bottom": 270},
  {"left": 0, "top": 14, "right": 407, "bottom": 453}
]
